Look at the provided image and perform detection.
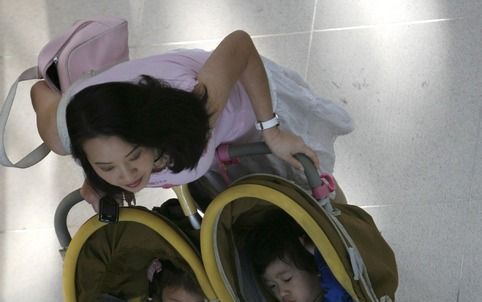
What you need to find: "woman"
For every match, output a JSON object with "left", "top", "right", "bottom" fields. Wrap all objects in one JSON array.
[{"left": 31, "top": 30, "right": 352, "bottom": 211}]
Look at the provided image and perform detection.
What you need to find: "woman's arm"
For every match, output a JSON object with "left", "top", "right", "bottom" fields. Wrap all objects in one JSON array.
[
  {"left": 197, "top": 30, "right": 273, "bottom": 127},
  {"left": 30, "top": 80, "right": 68, "bottom": 155},
  {"left": 197, "top": 30, "right": 319, "bottom": 169},
  {"left": 80, "top": 180, "right": 102, "bottom": 212}
]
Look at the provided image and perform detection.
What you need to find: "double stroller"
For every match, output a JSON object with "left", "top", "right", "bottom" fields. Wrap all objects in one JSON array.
[{"left": 55, "top": 143, "right": 398, "bottom": 302}]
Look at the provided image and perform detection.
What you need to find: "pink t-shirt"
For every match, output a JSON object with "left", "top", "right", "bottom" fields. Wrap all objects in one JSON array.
[{"left": 67, "top": 49, "right": 256, "bottom": 187}]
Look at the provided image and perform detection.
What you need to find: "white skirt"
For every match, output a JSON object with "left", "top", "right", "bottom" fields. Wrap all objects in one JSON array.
[{"left": 203, "top": 57, "right": 354, "bottom": 193}]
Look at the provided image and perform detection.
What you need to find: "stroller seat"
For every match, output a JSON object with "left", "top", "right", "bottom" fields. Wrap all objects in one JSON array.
[
  {"left": 63, "top": 207, "right": 217, "bottom": 302},
  {"left": 200, "top": 174, "right": 398, "bottom": 302}
]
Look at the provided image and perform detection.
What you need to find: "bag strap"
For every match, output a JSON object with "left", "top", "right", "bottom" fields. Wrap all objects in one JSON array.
[{"left": 0, "top": 66, "right": 51, "bottom": 168}]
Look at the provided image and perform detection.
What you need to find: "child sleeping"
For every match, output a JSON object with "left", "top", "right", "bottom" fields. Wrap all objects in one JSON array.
[
  {"left": 247, "top": 208, "right": 353, "bottom": 302},
  {"left": 146, "top": 258, "right": 205, "bottom": 302}
]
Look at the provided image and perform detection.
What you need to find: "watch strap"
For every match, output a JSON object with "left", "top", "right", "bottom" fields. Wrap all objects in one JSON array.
[{"left": 255, "top": 113, "right": 279, "bottom": 130}]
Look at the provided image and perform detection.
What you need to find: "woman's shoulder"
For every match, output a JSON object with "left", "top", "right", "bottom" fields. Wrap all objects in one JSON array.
[
  {"left": 105, "top": 48, "right": 212, "bottom": 77},
  {"left": 134, "top": 48, "right": 212, "bottom": 71},
  {"left": 70, "top": 49, "right": 213, "bottom": 94},
  {"left": 155, "top": 48, "right": 212, "bottom": 61}
]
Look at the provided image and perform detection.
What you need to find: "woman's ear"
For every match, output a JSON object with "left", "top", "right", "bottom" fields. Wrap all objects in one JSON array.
[{"left": 299, "top": 234, "right": 316, "bottom": 255}]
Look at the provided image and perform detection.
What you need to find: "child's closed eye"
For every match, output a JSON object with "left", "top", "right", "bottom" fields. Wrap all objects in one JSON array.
[
  {"left": 265, "top": 282, "right": 277, "bottom": 290},
  {"left": 281, "top": 276, "right": 292, "bottom": 282}
]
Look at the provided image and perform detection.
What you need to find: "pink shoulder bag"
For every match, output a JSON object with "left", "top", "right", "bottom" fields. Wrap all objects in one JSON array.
[{"left": 0, "top": 16, "right": 129, "bottom": 168}]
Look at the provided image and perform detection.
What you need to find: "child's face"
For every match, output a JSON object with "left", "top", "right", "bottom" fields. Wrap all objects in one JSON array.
[
  {"left": 161, "top": 287, "right": 204, "bottom": 302},
  {"left": 262, "top": 258, "right": 322, "bottom": 302}
]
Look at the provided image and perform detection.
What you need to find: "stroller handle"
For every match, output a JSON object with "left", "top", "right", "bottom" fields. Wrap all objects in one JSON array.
[
  {"left": 54, "top": 189, "right": 83, "bottom": 250},
  {"left": 216, "top": 142, "right": 337, "bottom": 214},
  {"left": 172, "top": 185, "right": 202, "bottom": 230},
  {"left": 170, "top": 142, "right": 334, "bottom": 231}
]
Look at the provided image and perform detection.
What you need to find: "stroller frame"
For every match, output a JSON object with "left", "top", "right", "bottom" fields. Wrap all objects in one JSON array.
[{"left": 55, "top": 142, "right": 396, "bottom": 302}]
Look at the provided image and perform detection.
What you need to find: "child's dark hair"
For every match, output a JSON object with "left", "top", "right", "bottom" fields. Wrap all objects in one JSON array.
[
  {"left": 153, "top": 260, "right": 204, "bottom": 301},
  {"left": 247, "top": 208, "right": 318, "bottom": 276},
  {"left": 66, "top": 75, "right": 211, "bottom": 196}
]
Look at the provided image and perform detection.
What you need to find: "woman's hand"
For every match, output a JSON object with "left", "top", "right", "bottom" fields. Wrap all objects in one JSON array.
[
  {"left": 263, "top": 127, "right": 320, "bottom": 171},
  {"left": 80, "top": 180, "right": 102, "bottom": 212},
  {"left": 80, "top": 181, "right": 136, "bottom": 212}
]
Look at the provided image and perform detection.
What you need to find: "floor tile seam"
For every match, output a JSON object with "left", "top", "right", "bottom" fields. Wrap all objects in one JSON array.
[
  {"left": 312, "top": 17, "right": 463, "bottom": 34},
  {"left": 0, "top": 225, "right": 55, "bottom": 234},
  {"left": 128, "top": 0, "right": 147, "bottom": 47},
  {"left": 455, "top": 254, "right": 464, "bottom": 302},
  {"left": 0, "top": 221, "right": 92, "bottom": 233},
  {"left": 130, "top": 31, "right": 312, "bottom": 48},
  {"left": 303, "top": 0, "right": 318, "bottom": 80},
  {"left": 357, "top": 198, "right": 472, "bottom": 210},
  {"left": 467, "top": 106, "right": 482, "bottom": 203},
  {"left": 456, "top": 108, "right": 481, "bottom": 299}
]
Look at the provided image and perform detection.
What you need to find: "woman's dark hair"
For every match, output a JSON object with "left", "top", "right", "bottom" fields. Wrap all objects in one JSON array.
[
  {"left": 247, "top": 208, "right": 318, "bottom": 276},
  {"left": 66, "top": 75, "right": 211, "bottom": 195}
]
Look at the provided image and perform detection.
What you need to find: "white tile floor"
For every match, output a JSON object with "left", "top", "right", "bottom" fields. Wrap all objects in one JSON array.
[{"left": 1, "top": 1, "right": 481, "bottom": 301}]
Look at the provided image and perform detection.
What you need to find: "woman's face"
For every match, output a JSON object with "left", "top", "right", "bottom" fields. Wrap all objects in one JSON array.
[
  {"left": 162, "top": 287, "right": 204, "bottom": 302},
  {"left": 83, "top": 136, "right": 165, "bottom": 192},
  {"left": 262, "top": 258, "right": 322, "bottom": 302}
]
